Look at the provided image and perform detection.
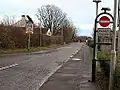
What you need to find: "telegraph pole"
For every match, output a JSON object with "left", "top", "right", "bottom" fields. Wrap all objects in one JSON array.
[{"left": 109, "top": 0, "right": 118, "bottom": 90}]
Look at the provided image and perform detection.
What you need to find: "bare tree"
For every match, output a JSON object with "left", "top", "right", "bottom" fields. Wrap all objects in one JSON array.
[
  {"left": 36, "top": 5, "right": 72, "bottom": 33},
  {"left": 0, "top": 15, "right": 16, "bottom": 49},
  {"left": 0, "top": 15, "right": 16, "bottom": 25}
]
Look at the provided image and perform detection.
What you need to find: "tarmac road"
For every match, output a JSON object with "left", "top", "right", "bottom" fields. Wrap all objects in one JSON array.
[{"left": 0, "top": 43, "right": 83, "bottom": 90}]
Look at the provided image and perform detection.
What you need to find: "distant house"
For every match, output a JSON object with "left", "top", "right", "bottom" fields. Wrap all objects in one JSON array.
[
  {"left": 13, "top": 15, "right": 39, "bottom": 28},
  {"left": 74, "top": 36, "right": 91, "bottom": 42},
  {"left": 13, "top": 15, "right": 49, "bottom": 35},
  {"left": 13, "top": 15, "right": 27, "bottom": 27}
]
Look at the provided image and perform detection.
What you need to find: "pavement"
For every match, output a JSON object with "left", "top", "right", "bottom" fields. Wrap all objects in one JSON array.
[
  {"left": 38, "top": 44, "right": 101, "bottom": 90},
  {"left": 0, "top": 42, "right": 83, "bottom": 90}
]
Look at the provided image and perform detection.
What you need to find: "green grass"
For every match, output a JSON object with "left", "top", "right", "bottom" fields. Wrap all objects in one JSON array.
[
  {"left": 0, "top": 47, "right": 49, "bottom": 54},
  {"left": 89, "top": 47, "right": 110, "bottom": 72},
  {"left": 114, "top": 55, "right": 120, "bottom": 90},
  {"left": 97, "top": 51, "right": 111, "bottom": 60},
  {"left": 89, "top": 47, "right": 111, "bottom": 60},
  {"left": 0, "top": 44, "right": 62, "bottom": 56},
  {"left": 90, "top": 47, "right": 120, "bottom": 89},
  {"left": 89, "top": 47, "right": 93, "bottom": 56},
  {"left": 116, "top": 55, "right": 120, "bottom": 71},
  {"left": 29, "top": 47, "right": 48, "bottom": 52}
]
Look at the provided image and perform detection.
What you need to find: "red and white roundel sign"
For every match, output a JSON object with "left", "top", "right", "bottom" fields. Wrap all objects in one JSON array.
[{"left": 99, "top": 16, "right": 110, "bottom": 27}]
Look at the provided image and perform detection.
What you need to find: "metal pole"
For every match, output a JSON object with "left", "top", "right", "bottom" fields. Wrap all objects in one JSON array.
[
  {"left": 92, "top": 21, "right": 97, "bottom": 82},
  {"left": 61, "top": 27, "right": 64, "bottom": 45},
  {"left": 95, "top": 2, "right": 98, "bottom": 59},
  {"left": 109, "top": 0, "right": 118, "bottom": 90},
  {"left": 92, "top": 1, "right": 99, "bottom": 82},
  {"left": 96, "top": 2, "right": 98, "bottom": 16},
  {"left": 28, "top": 33, "right": 31, "bottom": 51},
  {"left": 51, "top": 15, "right": 54, "bottom": 35},
  {"left": 39, "top": 24, "right": 42, "bottom": 46}
]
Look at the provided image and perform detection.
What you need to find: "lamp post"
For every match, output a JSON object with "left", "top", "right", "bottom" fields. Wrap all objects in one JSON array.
[
  {"left": 93, "top": 0, "right": 101, "bottom": 16},
  {"left": 92, "top": 0, "right": 101, "bottom": 82},
  {"left": 93, "top": 0, "right": 101, "bottom": 59},
  {"left": 93, "top": 0, "right": 101, "bottom": 58},
  {"left": 109, "top": 0, "right": 118, "bottom": 90},
  {"left": 93, "top": 0, "right": 101, "bottom": 54}
]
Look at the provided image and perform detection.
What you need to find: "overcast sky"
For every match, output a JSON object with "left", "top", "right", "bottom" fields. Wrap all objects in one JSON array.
[{"left": 0, "top": 0, "right": 114, "bottom": 36}]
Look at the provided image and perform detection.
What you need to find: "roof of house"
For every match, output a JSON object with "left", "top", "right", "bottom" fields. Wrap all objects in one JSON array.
[
  {"left": 13, "top": 19, "right": 27, "bottom": 27},
  {"left": 13, "top": 15, "right": 38, "bottom": 28}
]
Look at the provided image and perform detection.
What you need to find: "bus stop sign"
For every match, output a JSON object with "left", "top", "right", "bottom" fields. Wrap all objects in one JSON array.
[{"left": 99, "top": 16, "right": 110, "bottom": 27}]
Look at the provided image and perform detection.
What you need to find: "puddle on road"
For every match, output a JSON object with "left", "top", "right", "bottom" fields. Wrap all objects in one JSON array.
[
  {"left": 72, "top": 58, "right": 82, "bottom": 61},
  {"left": 60, "top": 73, "right": 75, "bottom": 77}
]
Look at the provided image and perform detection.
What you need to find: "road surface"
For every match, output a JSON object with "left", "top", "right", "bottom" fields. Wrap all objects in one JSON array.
[{"left": 0, "top": 43, "right": 83, "bottom": 90}]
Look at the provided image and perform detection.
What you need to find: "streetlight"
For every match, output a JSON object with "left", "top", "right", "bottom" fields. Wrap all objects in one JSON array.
[
  {"left": 92, "top": 0, "right": 101, "bottom": 82},
  {"left": 93, "top": 0, "right": 101, "bottom": 52},
  {"left": 93, "top": 0, "right": 101, "bottom": 16},
  {"left": 93, "top": 0, "right": 101, "bottom": 55}
]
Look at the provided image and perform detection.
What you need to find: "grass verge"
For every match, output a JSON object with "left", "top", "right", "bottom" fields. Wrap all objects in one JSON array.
[
  {"left": 90, "top": 47, "right": 120, "bottom": 90},
  {"left": 0, "top": 46, "right": 49, "bottom": 56},
  {"left": 89, "top": 47, "right": 109, "bottom": 90},
  {"left": 0, "top": 44, "right": 64, "bottom": 56},
  {"left": 114, "top": 54, "right": 120, "bottom": 90}
]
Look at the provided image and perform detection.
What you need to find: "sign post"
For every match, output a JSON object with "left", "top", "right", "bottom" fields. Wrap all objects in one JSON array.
[
  {"left": 26, "top": 22, "right": 33, "bottom": 51},
  {"left": 92, "top": 7, "right": 114, "bottom": 82}
]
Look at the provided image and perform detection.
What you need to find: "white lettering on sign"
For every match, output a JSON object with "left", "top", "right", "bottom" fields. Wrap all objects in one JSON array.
[
  {"left": 99, "top": 20, "right": 110, "bottom": 23},
  {"left": 97, "top": 28, "right": 112, "bottom": 43}
]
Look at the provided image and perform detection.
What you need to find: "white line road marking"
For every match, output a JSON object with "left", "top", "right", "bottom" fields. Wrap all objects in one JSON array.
[
  {"left": 0, "top": 63, "right": 19, "bottom": 71},
  {"left": 38, "top": 65, "right": 62, "bottom": 89},
  {"left": 37, "top": 45, "right": 83, "bottom": 90}
]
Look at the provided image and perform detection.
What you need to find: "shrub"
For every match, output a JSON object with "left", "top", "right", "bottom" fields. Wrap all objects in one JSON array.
[
  {"left": 87, "top": 40, "right": 94, "bottom": 48},
  {"left": 114, "top": 71, "right": 120, "bottom": 90},
  {"left": 114, "top": 55, "right": 120, "bottom": 90},
  {"left": 99, "top": 59, "right": 110, "bottom": 76}
]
